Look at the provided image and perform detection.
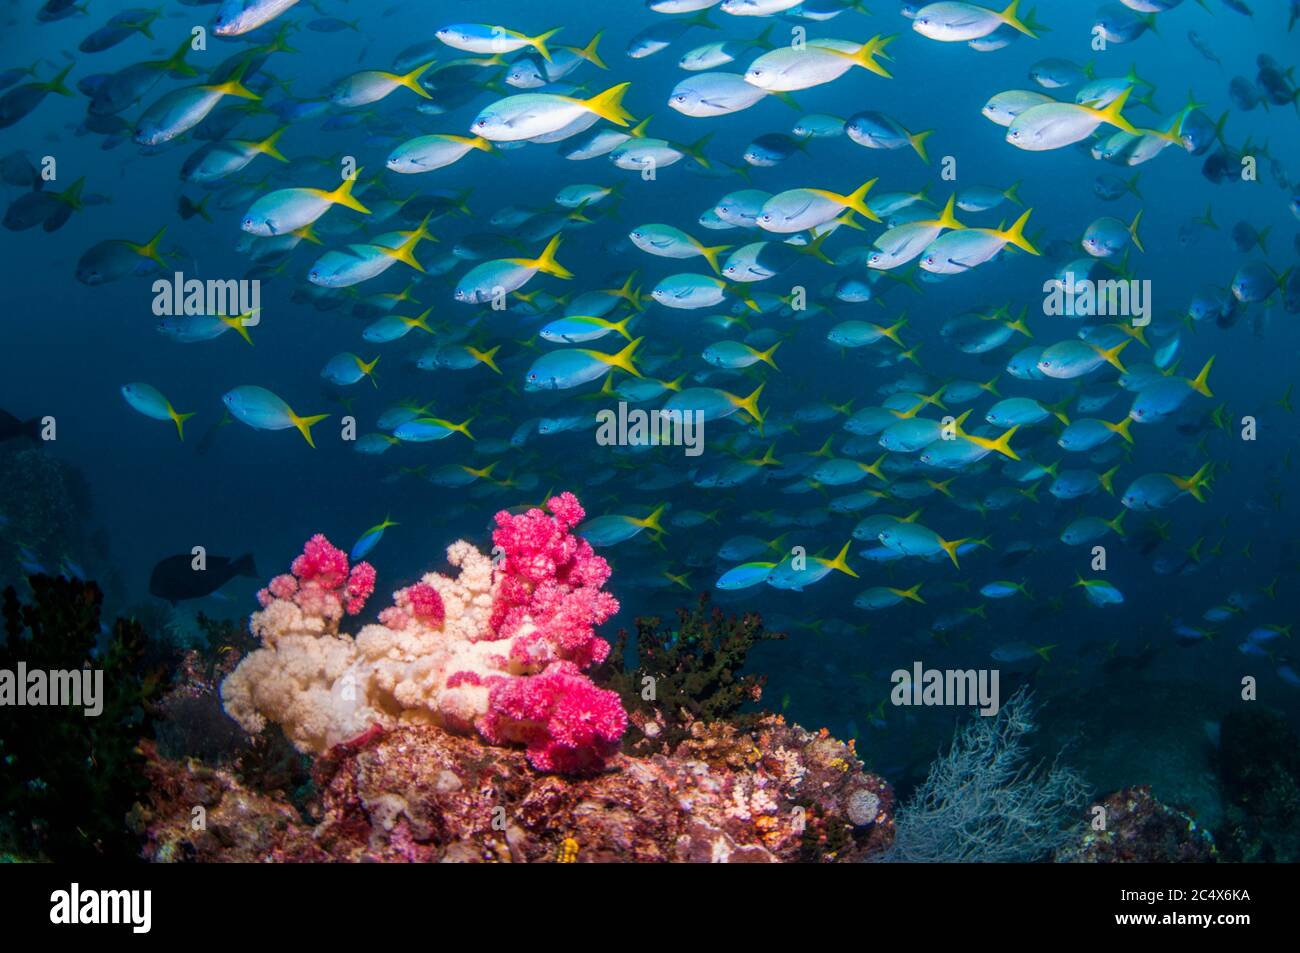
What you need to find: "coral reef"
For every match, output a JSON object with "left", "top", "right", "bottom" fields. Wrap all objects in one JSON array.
[
  {"left": 1215, "top": 708, "right": 1300, "bottom": 863},
  {"left": 220, "top": 493, "right": 628, "bottom": 773},
  {"left": 1056, "top": 786, "right": 1216, "bottom": 863},
  {"left": 137, "top": 716, "right": 894, "bottom": 863},
  {"left": 141, "top": 496, "right": 895, "bottom": 861},
  {"left": 0, "top": 575, "right": 162, "bottom": 861},
  {"left": 596, "top": 593, "right": 787, "bottom": 752}
]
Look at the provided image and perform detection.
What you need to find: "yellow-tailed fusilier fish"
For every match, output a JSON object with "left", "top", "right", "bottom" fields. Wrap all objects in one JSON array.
[
  {"left": 540, "top": 314, "right": 635, "bottom": 344},
  {"left": 720, "top": 0, "right": 802, "bottom": 17},
  {"left": 578, "top": 505, "right": 668, "bottom": 547},
  {"left": 1007, "top": 87, "right": 1152, "bottom": 151},
  {"left": 1082, "top": 210, "right": 1144, "bottom": 257},
  {"left": 0, "top": 64, "right": 73, "bottom": 130},
  {"left": 121, "top": 383, "right": 195, "bottom": 440},
  {"left": 702, "top": 340, "right": 780, "bottom": 369},
  {"left": 182, "top": 128, "right": 288, "bottom": 183},
  {"left": 669, "top": 72, "right": 776, "bottom": 117},
  {"left": 1129, "top": 358, "right": 1215, "bottom": 422},
  {"left": 679, "top": 28, "right": 774, "bottom": 72},
  {"left": 307, "top": 217, "right": 434, "bottom": 288},
  {"left": 611, "top": 133, "right": 712, "bottom": 170},
  {"left": 767, "top": 541, "right": 858, "bottom": 590},
  {"left": 846, "top": 110, "right": 933, "bottom": 162},
  {"left": 241, "top": 173, "right": 371, "bottom": 236},
  {"left": 76, "top": 227, "right": 169, "bottom": 285},
  {"left": 919, "top": 209, "right": 1040, "bottom": 274},
  {"left": 912, "top": 1, "right": 1041, "bottom": 42},
  {"left": 1037, "top": 338, "right": 1130, "bottom": 379},
  {"left": 133, "top": 62, "right": 259, "bottom": 146},
  {"left": 629, "top": 223, "right": 730, "bottom": 273},
  {"left": 392, "top": 416, "right": 476, "bottom": 443},
  {"left": 743, "top": 35, "right": 894, "bottom": 91},
  {"left": 855, "top": 584, "right": 925, "bottom": 610},
  {"left": 321, "top": 353, "right": 381, "bottom": 388},
  {"left": 157, "top": 311, "right": 256, "bottom": 347},
  {"left": 222, "top": 385, "right": 329, "bottom": 446},
  {"left": 1120, "top": 463, "right": 1213, "bottom": 511},
  {"left": 454, "top": 235, "right": 573, "bottom": 303},
  {"left": 757, "top": 178, "right": 880, "bottom": 232},
  {"left": 506, "top": 33, "right": 607, "bottom": 87},
  {"left": 331, "top": 61, "right": 436, "bottom": 107},
  {"left": 877, "top": 520, "right": 986, "bottom": 568},
  {"left": 650, "top": 273, "right": 758, "bottom": 311},
  {"left": 470, "top": 83, "right": 634, "bottom": 142},
  {"left": 523, "top": 337, "right": 643, "bottom": 391},
  {"left": 213, "top": 0, "right": 300, "bottom": 37},
  {"left": 435, "top": 23, "right": 563, "bottom": 61},
  {"left": 663, "top": 382, "right": 765, "bottom": 425},
  {"left": 869, "top": 196, "right": 966, "bottom": 269},
  {"left": 981, "top": 88, "right": 1054, "bottom": 127}
]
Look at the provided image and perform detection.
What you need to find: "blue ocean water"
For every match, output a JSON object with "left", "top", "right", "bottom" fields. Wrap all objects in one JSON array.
[{"left": 1, "top": 0, "right": 1298, "bottom": 825}]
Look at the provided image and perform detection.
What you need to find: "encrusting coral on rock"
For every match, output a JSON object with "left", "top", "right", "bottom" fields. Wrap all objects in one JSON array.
[
  {"left": 137, "top": 716, "right": 896, "bottom": 863},
  {"left": 220, "top": 492, "right": 628, "bottom": 773}
]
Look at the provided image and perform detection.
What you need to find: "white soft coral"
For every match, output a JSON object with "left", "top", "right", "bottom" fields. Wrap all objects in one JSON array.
[{"left": 222, "top": 539, "right": 523, "bottom": 754}]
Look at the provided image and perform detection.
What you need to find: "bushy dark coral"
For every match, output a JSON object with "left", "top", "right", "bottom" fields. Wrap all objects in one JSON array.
[
  {"left": 153, "top": 646, "right": 248, "bottom": 764},
  {"left": 151, "top": 612, "right": 310, "bottom": 798},
  {"left": 595, "top": 593, "right": 786, "bottom": 751},
  {"left": 0, "top": 575, "right": 163, "bottom": 860},
  {"left": 233, "top": 727, "right": 313, "bottom": 805},
  {"left": 1215, "top": 708, "right": 1300, "bottom": 863}
]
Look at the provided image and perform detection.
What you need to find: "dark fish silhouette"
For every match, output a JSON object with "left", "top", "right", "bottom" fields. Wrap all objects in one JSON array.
[
  {"left": 149, "top": 552, "right": 258, "bottom": 604},
  {"left": 0, "top": 407, "right": 42, "bottom": 444}
]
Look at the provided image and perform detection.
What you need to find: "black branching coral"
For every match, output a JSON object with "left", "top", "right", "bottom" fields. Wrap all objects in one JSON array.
[
  {"left": 0, "top": 575, "right": 162, "bottom": 861},
  {"left": 597, "top": 593, "right": 786, "bottom": 750}
]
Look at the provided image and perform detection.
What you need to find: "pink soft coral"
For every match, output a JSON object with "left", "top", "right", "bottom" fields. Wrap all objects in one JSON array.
[
  {"left": 483, "top": 661, "right": 627, "bottom": 773},
  {"left": 256, "top": 534, "right": 375, "bottom": 618},
  {"left": 479, "top": 493, "right": 627, "bottom": 770},
  {"left": 379, "top": 581, "right": 446, "bottom": 630},
  {"left": 490, "top": 492, "right": 619, "bottom": 670}
]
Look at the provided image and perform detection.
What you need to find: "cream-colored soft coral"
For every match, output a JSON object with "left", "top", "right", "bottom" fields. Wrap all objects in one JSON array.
[{"left": 223, "top": 539, "right": 541, "bottom": 754}]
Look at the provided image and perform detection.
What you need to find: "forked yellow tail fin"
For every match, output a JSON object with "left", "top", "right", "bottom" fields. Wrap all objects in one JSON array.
[
  {"left": 290, "top": 412, "right": 329, "bottom": 448},
  {"left": 582, "top": 82, "right": 634, "bottom": 126},
  {"left": 326, "top": 173, "right": 371, "bottom": 214}
]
